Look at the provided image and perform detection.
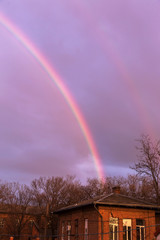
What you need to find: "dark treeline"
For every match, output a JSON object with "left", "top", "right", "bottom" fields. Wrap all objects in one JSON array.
[
  {"left": 0, "top": 174, "right": 155, "bottom": 236},
  {"left": 0, "top": 134, "right": 160, "bottom": 237},
  {"left": 0, "top": 174, "right": 157, "bottom": 237}
]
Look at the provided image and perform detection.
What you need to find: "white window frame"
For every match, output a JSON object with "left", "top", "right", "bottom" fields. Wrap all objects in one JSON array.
[
  {"left": 67, "top": 221, "right": 71, "bottom": 240},
  {"left": 75, "top": 219, "right": 78, "bottom": 240},
  {"left": 109, "top": 217, "right": 119, "bottom": 240},
  {"left": 0, "top": 218, "right": 4, "bottom": 228},
  {"left": 123, "top": 219, "right": 132, "bottom": 240},
  {"left": 84, "top": 219, "right": 88, "bottom": 240},
  {"left": 61, "top": 221, "right": 65, "bottom": 240},
  {"left": 136, "top": 219, "right": 145, "bottom": 240}
]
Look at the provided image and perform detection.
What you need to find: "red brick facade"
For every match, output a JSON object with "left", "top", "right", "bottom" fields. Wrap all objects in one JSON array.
[
  {"left": 0, "top": 211, "right": 40, "bottom": 240},
  {"left": 55, "top": 191, "right": 160, "bottom": 240},
  {"left": 57, "top": 205, "right": 156, "bottom": 240},
  {"left": 58, "top": 206, "right": 98, "bottom": 240},
  {"left": 98, "top": 206, "right": 156, "bottom": 240}
]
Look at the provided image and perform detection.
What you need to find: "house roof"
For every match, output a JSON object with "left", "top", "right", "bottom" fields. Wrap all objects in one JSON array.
[{"left": 54, "top": 193, "right": 160, "bottom": 213}]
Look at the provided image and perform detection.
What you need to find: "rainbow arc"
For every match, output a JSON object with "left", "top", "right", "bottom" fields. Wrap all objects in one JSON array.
[{"left": 0, "top": 12, "right": 105, "bottom": 182}]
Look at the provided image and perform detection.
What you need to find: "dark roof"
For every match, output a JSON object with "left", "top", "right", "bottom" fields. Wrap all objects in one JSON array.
[{"left": 54, "top": 193, "right": 160, "bottom": 213}]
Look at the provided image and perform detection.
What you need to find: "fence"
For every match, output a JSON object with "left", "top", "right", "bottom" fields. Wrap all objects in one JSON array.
[{"left": 0, "top": 219, "right": 160, "bottom": 240}]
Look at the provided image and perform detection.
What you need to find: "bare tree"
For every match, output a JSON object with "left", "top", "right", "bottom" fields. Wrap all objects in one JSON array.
[
  {"left": 131, "top": 135, "right": 160, "bottom": 204},
  {"left": 0, "top": 182, "right": 33, "bottom": 240},
  {"left": 30, "top": 175, "right": 84, "bottom": 237}
]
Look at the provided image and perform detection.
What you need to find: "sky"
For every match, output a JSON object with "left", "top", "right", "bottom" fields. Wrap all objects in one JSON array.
[{"left": 0, "top": 0, "right": 160, "bottom": 184}]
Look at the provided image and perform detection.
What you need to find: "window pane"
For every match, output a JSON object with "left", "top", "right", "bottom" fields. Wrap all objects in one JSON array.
[
  {"left": 136, "top": 219, "right": 145, "bottom": 226},
  {"left": 67, "top": 221, "right": 71, "bottom": 240},
  {"left": 109, "top": 225, "right": 113, "bottom": 240},
  {"left": 141, "top": 227, "right": 145, "bottom": 240},
  {"left": 136, "top": 227, "right": 140, "bottom": 240},
  {"left": 62, "top": 222, "right": 65, "bottom": 240},
  {"left": 0, "top": 219, "right": 4, "bottom": 228},
  {"left": 128, "top": 226, "right": 131, "bottom": 240},
  {"left": 84, "top": 219, "right": 88, "bottom": 240},
  {"left": 115, "top": 226, "right": 118, "bottom": 240},
  {"left": 75, "top": 219, "right": 78, "bottom": 240},
  {"left": 123, "top": 226, "right": 126, "bottom": 240}
]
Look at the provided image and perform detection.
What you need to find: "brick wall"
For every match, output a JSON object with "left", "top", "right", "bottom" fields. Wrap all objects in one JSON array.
[
  {"left": 98, "top": 205, "right": 156, "bottom": 240},
  {"left": 57, "top": 206, "right": 98, "bottom": 240},
  {"left": 57, "top": 205, "right": 156, "bottom": 240}
]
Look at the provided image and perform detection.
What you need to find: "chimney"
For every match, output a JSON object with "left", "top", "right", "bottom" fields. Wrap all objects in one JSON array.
[{"left": 112, "top": 186, "right": 120, "bottom": 194}]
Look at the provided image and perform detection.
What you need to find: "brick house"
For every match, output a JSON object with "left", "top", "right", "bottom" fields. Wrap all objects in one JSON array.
[
  {"left": 0, "top": 205, "right": 41, "bottom": 240},
  {"left": 55, "top": 187, "right": 160, "bottom": 240}
]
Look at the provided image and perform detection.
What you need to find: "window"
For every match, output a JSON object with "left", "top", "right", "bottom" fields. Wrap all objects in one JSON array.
[
  {"left": 84, "top": 219, "right": 88, "bottom": 240},
  {"left": 123, "top": 219, "right": 132, "bottom": 240},
  {"left": 136, "top": 219, "right": 145, "bottom": 240},
  {"left": 16, "top": 218, "right": 20, "bottom": 226},
  {"left": 0, "top": 218, "right": 4, "bottom": 228},
  {"left": 62, "top": 221, "right": 65, "bottom": 240},
  {"left": 109, "top": 217, "right": 118, "bottom": 240},
  {"left": 75, "top": 219, "right": 78, "bottom": 240},
  {"left": 67, "top": 221, "right": 71, "bottom": 240}
]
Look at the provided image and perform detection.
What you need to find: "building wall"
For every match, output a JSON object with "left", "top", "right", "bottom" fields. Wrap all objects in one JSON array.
[
  {"left": 97, "top": 205, "right": 156, "bottom": 240},
  {"left": 57, "top": 206, "right": 156, "bottom": 240},
  {"left": 156, "top": 211, "right": 160, "bottom": 233},
  {"left": 57, "top": 206, "right": 98, "bottom": 240},
  {"left": 0, "top": 212, "right": 40, "bottom": 240}
]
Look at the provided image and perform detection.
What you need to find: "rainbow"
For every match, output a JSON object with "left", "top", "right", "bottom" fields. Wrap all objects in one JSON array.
[
  {"left": 0, "top": 12, "right": 105, "bottom": 182},
  {"left": 72, "top": 1, "right": 156, "bottom": 138}
]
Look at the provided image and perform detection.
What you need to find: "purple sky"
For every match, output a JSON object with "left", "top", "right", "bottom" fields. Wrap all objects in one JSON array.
[{"left": 0, "top": 0, "right": 160, "bottom": 184}]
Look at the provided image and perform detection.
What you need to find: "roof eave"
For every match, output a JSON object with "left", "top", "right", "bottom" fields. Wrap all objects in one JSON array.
[
  {"left": 94, "top": 201, "right": 160, "bottom": 210},
  {"left": 54, "top": 203, "right": 94, "bottom": 214}
]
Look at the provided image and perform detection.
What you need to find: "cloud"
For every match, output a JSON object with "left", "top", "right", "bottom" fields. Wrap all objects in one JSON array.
[{"left": 0, "top": 0, "right": 160, "bottom": 183}]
